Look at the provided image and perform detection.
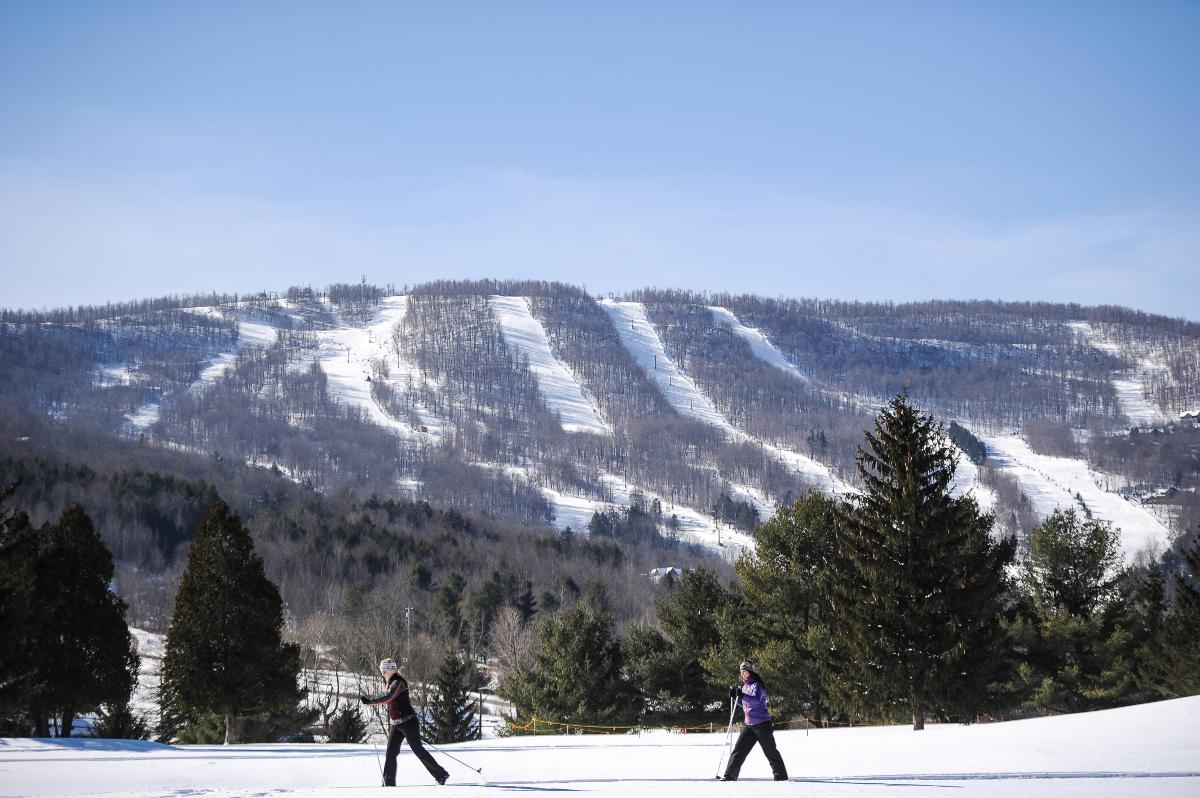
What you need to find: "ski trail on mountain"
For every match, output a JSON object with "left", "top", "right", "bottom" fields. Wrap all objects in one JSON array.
[
  {"left": 490, "top": 296, "right": 611, "bottom": 435},
  {"left": 600, "top": 299, "right": 851, "bottom": 495},
  {"left": 708, "top": 305, "right": 810, "bottom": 383},
  {"left": 978, "top": 431, "right": 1172, "bottom": 560},
  {"left": 600, "top": 299, "right": 733, "bottom": 430},
  {"left": 315, "top": 296, "right": 442, "bottom": 441},
  {"left": 1068, "top": 321, "right": 1168, "bottom": 428},
  {"left": 124, "top": 313, "right": 279, "bottom": 432}
]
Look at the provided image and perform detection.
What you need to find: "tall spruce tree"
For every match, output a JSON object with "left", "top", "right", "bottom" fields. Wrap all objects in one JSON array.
[
  {"left": 427, "top": 650, "right": 480, "bottom": 743},
  {"left": 162, "top": 501, "right": 301, "bottom": 744},
  {"left": 0, "top": 503, "right": 138, "bottom": 737},
  {"left": 830, "top": 394, "right": 1015, "bottom": 729}
]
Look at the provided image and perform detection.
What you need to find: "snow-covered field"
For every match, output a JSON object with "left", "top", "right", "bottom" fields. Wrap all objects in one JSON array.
[
  {"left": 3, "top": 696, "right": 1197, "bottom": 797},
  {"left": 490, "top": 296, "right": 611, "bottom": 435}
]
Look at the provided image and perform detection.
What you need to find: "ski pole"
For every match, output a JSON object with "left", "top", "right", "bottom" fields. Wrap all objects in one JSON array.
[
  {"left": 423, "top": 739, "right": 483, "bottom": 774},
  {"left": 714, "top": 693, "right": 738, "bottom": 778},
  {"left": 369, "top": 705, "right": 386, "bottom": 785}
]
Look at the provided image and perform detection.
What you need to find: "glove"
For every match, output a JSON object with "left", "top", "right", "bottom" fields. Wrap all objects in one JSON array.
[{"left": 728, "top": 686, "right": 740, "bottom": 699}]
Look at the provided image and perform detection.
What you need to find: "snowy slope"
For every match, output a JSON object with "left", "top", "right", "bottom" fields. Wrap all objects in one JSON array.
[
  {"left": 4, "top": 696, "right": 1197, "bottom": 798},
  {"left": 501, "top": 467, "right": 753, "bottom": 556},
  {"left": 708, "top": 305, "right": 809, "bottom": 383},
  {"left": 979, "top": 432, "right": 1173, "bottom": 559},
  {"left": 313, "top": 297, "right": 442, "bottom": 441},
  {"left": 124, "top": 316, "right": 279, "bottom": 432},
  {"left": 948, "top": 448, "right": 999, "bottom": 516},
  {"left": 1068, "top": 321, "right": 1168, "bottom": 428},
  {"left": 602, "top": 300, "right": 850, "bottom": 496},
  {"left": 490, "top": 296, "right": 611, "bottom": 435},
  {"left": 601, "top": 299, "right": 732, "bottom": 431}
]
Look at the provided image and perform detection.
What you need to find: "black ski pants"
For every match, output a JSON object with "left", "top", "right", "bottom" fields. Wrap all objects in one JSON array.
[
  {"left": 383, "top": 717, "right": 448, "bottom": 786},
  {"left": 723, "top": 720, "right": 787, "bottom": 781}
]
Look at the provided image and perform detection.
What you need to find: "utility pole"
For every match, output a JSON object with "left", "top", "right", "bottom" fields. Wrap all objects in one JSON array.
[{"left": 404, "top": 606, "right": 413, "bottom": 664}]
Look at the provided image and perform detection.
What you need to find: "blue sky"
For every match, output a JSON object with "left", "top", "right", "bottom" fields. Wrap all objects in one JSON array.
[{"left": 2, "top": 1, "right": 1198, "bottom": 318}]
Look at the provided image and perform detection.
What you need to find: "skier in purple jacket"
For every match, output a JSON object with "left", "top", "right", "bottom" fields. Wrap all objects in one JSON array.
[{"left": 720, "top": 660, "right": 788, "bottom": 781}]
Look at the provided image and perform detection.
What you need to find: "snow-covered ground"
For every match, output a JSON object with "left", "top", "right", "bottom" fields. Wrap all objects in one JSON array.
[
  {"left": 979, "top": 432, "right": 1173, "bottom": 559},
  {"left": 490, "top": 296, "right": 611, "bottom": 435},
  {"left": 4, "top": 696, "right": 1197, "bottom": 797},
  {"left": 601, "top": 300, "right": 849, "bottom": 496},
  {"left": 491, "top": 465, "right": 754, "bottom": 557}
]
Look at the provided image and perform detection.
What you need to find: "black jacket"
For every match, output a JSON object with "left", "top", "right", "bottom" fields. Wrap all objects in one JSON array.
[{"left": 364, "top": 674, "right": 417, "bottom": 723}]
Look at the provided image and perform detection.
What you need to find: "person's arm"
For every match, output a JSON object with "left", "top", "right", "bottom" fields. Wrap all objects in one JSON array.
[
  {"left": 361, "top": 678, "right": 404, "bottom": 706},
  {"left": 742, "top": 683, "right": 768, "bottom": 715}
]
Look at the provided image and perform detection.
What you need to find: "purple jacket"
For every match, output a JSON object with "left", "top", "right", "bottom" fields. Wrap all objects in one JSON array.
[{"left": 738, "top": 678, "right": 771, "bottom": 726}]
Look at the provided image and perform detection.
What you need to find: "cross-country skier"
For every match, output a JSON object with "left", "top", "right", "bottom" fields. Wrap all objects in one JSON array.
[
  {"left": 361, "top": 658, "right": 450, "bottom": 786},
  {"left": 720, "top": 660, "right": 788, "bottom": 781}
]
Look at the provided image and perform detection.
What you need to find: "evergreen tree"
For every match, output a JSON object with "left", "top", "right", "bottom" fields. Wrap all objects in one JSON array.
[
  {"left": 628, "top": 568, "right": 734, "bottom": 723},
  {"left": 0, "top": 507, "right": 40, "bottom": 734},
  {"left": 427, "top": 650, "right": 480, "bottom": 743},
  {"left": 1007, "top": 508, "right": 1136, "bottom": 712},
  {"left": 829, "top": 393, "right": 1015, "bottom": 729},
  {"left": 503, "top": 603, "right": 634, "bottom": 729},
  {"left": 515, "top": 580, "right": 537, "bottom": 623},
  {"left": 436, "top": 572, "right": 467, "bottom": 640},
  {"left": 1148, "top": 530, "right": 1200, "bottom": 696},
  {"left": 327, "top": 703, "right": 367, "bottom": 743},
  {"left": 1021, "top": 509, "right": 1123, "bottom": 619},
  {"left": 0, "top": 502, "right": 138, "bottom": 737},
  {"left": 162, "top": 501, "right": 302, "bottom": 744},
  {"left": 732, "top": 491, "right": 840, "bottom": 718},
  {"left": 93, "top": 699, "right": 149, "bottom": 740}
]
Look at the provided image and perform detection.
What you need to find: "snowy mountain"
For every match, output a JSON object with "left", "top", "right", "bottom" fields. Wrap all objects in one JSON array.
[{"left": 3, "top": 280, "right": 1199, "bottom": 563}]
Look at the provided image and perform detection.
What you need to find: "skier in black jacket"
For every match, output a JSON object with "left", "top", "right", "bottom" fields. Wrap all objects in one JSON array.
[{"left": 361, "top": 658, "right": 449, "bottom": 786}]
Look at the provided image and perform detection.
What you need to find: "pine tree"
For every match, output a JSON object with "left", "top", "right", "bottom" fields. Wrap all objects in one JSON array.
[
  {"left": 327, "top": 703, "right": 367, "bottom": 743},
  {"left": 0, "top": 503, "right": 138, "bottom": 737},
  {"left": 1149, "top": 530, "right": 1200, "bottom": 696},
  {"left": 1021, "top": 509, "right": 1123, "bottom": 619},
  {"left": 162, "top": 501, "right": 302, "bottom": 744},
  {"left": 627, "top": 568, "right": 734, "bottom": 723},
  {"left": 1008, "top": 508, "right": 1136, "bottom": 712},
  {"left": 732, "top": 491, "right": 839, "bottom": 718},
  {"left": 427, "top": 650, "right": 480, "bottom": 743},
  {"left": 503, "top": 603, "right": 634, "bottom": 729},
  {"left": 829, "top": 394, "right": 1015, "bottom": 729}
]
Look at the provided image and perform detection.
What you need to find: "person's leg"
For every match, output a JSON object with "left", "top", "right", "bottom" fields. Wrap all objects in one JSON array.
[
  {"left": 382, "top": 724, "right": 404, "bottom": 786},
  {"left": 401, "top": 717, "right": 449, "bottom": 783},
  {"left": 722, "top": 726, "right": 759, "bottom": 780},
  {"left": 752, "top": 722, "right": 788, "bottom": 780}
]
